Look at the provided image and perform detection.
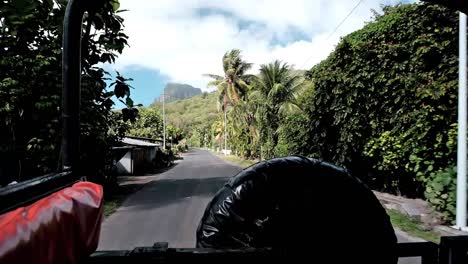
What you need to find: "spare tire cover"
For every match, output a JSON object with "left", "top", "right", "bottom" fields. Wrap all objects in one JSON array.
[{"left": 196, "top": 156, "right": 397, "bottom": 263}]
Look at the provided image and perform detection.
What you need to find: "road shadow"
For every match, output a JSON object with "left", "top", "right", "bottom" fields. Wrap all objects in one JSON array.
[
  {"left": 180, "top": 149, "right": 200, "bottom": 157},
  {"left": 122, "top": 176, "right": 230, "bottom": 210},
  {"left": 151, "top": 162, "right": 179, "bottom": 174}
]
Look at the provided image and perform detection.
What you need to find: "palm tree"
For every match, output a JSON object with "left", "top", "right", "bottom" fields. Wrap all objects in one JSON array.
[
  {"left": 205, "top": 49, "right": 253, "bottom": 110},
  {"left": 204, "top": 49, "right": 253, "bottom": 154},
  {"left": 231, "top": 96, "right": 260, "bottom": 158},
  {"left": 252, "top": 60, "right": 304, "bottom": 158}
]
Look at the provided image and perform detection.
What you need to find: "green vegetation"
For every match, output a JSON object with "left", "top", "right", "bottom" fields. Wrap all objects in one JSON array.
[
  {"left": 0, "top": 0, "right": 136, "bottom": 186},
  {"left": 103, "top": 199, "right": 122, "bottom": 217},
  {"left": 127, "top": 107, "right": 163, "bottom": 138},
  {"left": 387, "top": 209, "right": 440, "bottom": 243},
  {"left": 216, "top": 153, "right": 257, "bottom": 168},
  {"left": 303, "top": 3, "right": 459, "bottom": 222},
  {"left": 151, "top": 92, "right": 219, "bottom": 147},
  {"left": 251, "top": 61, "right": 304, "bottom": 158},
  {"left": 103, "top": 179, "right": 149, "bottom": 217}
]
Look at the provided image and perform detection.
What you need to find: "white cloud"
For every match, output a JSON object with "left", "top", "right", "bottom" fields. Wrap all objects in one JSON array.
[{"left": 112, "top": 0, "right": 417, "bottom": 90}]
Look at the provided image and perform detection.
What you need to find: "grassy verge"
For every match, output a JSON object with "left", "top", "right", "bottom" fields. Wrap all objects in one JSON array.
[
  {"left": 102, "top": 178, "right": 153, "bottom": 217},
  {"left": 215, "top": 153, "right": 257, "bottom": 168},
  {"left": 387, "top": 209, "right": 440, "bottom": 243},
  {"left": 103, "top": 184, "right": 141, "bottom": 217},
  {"left": 102, "top": 162, "right": 180, "bottom": 217},
  {"left": 103, "top": 199, "right": 124, "bottom": 217}
]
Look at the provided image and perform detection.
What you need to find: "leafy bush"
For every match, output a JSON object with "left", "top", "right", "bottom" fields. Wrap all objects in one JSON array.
[
  {"left": 128, "top": 107, "right": 163, "bottom": 138},
  {"left": 0, "top": 0, "right": 136, "bottom": 185},
  {"left": 153, "top": 148, "right": 174, "bottom": 168},
  {"left": 299, "top": 3, "right": 459, "bottom": 219},
  {"left": 275, "top": 113, "right": 312, "bottom": 157},
  {"left": 174, "top": 139, "right": 188, "bottom": 153},
  {"left": 424, "top": 165, "right": 457, "bottom": 223}
]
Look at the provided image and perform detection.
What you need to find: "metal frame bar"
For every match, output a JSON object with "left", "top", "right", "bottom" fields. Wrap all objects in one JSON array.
[
  {"left": 86, "top": 242, "right": 442, "bottom": 264},
  {"left": 0, "top": 171, "right": 76, "bottom": 215},
  {"left": 60, "top": 0, "right": 85, "bottom": 172},
  {"left": 439, "top": 236, "right": 468, "bottom": 264}
]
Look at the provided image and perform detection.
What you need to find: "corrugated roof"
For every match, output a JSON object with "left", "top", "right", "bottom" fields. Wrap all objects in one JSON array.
[{"left": 122, "top": 137, "right": 160, "bottom": 147}]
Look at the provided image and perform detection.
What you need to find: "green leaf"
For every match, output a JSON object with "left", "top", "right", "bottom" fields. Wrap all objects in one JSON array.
[
  {"left": 114, "top": 83, "right": 129, "bottom": 98},
  {"left": 427, "top": 165, "right": 433, "bottom": 172},
  {"left": 126, "top": 97, "right": 134, "bottom": 107},
  {"left": 112, "top": 0, "right": 120, "bottom": 11}
]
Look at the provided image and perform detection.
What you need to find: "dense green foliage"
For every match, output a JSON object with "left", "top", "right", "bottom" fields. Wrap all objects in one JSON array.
[
  {"left": 153, "top": 82, "right": 202, "bottom": 104},
  {"left": 151, "top": 92, "right": 218, "bottom": 147},
  {"left": 128, "top": 108, "right": 163, "bottom": 138},
  {"left": 253, "top": 60, "right": 304, "bottom": 158},
  {"left": 125, "top": 106, "right": 184, "bottom": 145},
  {"left": 0, "top": 0, "right": 136, "bottom": 185},
  {"left": 302, "top": 3, "right": 459, "bottom": 221}
]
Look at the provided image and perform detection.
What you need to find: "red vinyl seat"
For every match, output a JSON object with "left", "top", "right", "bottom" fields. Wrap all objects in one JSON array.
[{"left": 0, "top": 182, "right": 103, "bottom": 264}]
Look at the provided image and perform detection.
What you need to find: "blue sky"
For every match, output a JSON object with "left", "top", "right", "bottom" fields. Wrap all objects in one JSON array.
[
  {"left": 107, "top": 66, "right": 170, "bottom": 107},
  {"left": 107, "top": 0, "right": 417, "bottom": 107}
]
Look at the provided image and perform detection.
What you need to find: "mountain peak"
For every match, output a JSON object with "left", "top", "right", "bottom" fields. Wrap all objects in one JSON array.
[{"left": 154, "top": 82, "right": 202, "bottom": 104}]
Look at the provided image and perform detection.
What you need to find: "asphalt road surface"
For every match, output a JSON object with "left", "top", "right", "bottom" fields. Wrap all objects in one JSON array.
[
  {"left": 98, "top": 149, "right": 423, "bottom": 263},
  {"left": 98, "top": 149, "right": 241, "bottom": 249}
]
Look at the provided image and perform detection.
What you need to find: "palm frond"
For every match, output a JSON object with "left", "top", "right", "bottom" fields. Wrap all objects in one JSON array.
[
  {"left": 278, "top": 101, "right": 302, "bottom": 115},
  {"left": 236, "top": 62, "right": 253, "bottom": 75},
  {"left": 207, "top": 79, "right": 223, "bottom": 87},
  {"left": 203, "top": 73, "right": 223, "bottom": 80}
]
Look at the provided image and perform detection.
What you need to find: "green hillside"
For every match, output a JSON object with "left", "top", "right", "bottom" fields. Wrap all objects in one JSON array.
[{"left": 152, "top": 92, "right": 220, "bottom": 141}]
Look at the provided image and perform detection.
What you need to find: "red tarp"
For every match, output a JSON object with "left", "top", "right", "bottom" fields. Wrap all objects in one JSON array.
[{"left": 0, "top": 182, "right": 103, "bottom": 264}]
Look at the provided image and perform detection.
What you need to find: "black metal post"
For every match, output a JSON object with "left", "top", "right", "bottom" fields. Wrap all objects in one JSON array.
[
  {"left": 439, "top": 236, "right": 468, "bottom": 264},
  {"left": 60, "top": 0, "right": 85, "bottom": 172}
]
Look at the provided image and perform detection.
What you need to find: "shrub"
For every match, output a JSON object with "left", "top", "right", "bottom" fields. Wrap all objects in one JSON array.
[
  {"left": 424, "top": 165, "right": 457, "bottom": 223},
  {"left": 299, "top": 3, "right": 459, "bottom": 219}
]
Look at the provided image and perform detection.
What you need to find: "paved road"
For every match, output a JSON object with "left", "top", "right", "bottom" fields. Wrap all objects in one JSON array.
[
  {"left": 98, "top": 149, "right": 241, "bottom": 249},
  {"left": 98, "top": 149, "right": 423, "bottom": 263}
]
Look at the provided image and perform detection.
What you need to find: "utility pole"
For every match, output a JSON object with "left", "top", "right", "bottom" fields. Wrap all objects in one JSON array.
[
  {"left": 456, "top": 12, "right": 467, "bottom": 230},
  {"left": 162, "top": 89, "right": 166, "bottom": 150}
]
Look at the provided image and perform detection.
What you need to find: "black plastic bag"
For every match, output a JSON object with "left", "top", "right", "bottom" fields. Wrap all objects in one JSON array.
[{"left": 196, "top": 156, "right": 397, "bottom": 263}]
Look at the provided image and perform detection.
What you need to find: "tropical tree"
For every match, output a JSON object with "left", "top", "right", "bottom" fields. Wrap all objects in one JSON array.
[
  {"left": 166, "top": 124, "right": 184, "bottom": 145},
  {"left": 229, "top": 96, "right": 260, "bottom": 158},
  {"left": 204, "top": 49, "right": 253, "bottom": 153},
  {"left": 0, "top": 0, "right": 135, "bottom": 185},
  {"left": 205, "top": 49, "right": 253, "bottom": 110},
  {"left": 252, "top": 60, "right": 304, "bottom": 158},
  {"left": 128, "top": 107, "right": 163, "bottom": 139}
]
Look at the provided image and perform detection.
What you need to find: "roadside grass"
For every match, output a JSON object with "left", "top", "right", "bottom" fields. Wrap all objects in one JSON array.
[
  {"left": 102, "top": 157, "right": 182, "bottom": 217},
  {"left": 103, "top": 199, "right": 122, "bottom": 217},
  {"left": 103, "top": 183, "right": 141, "bottom": 217},
  {"left": 387, "top": 209, "right": 441, "bottom": 243},
  {"left": 214, "top": 152, "right": 257, "bottom": 168}
]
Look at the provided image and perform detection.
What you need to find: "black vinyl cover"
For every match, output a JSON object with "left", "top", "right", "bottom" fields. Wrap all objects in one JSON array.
[{"left": 196, "top": 156, "right": 397, "bottom": 263}]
